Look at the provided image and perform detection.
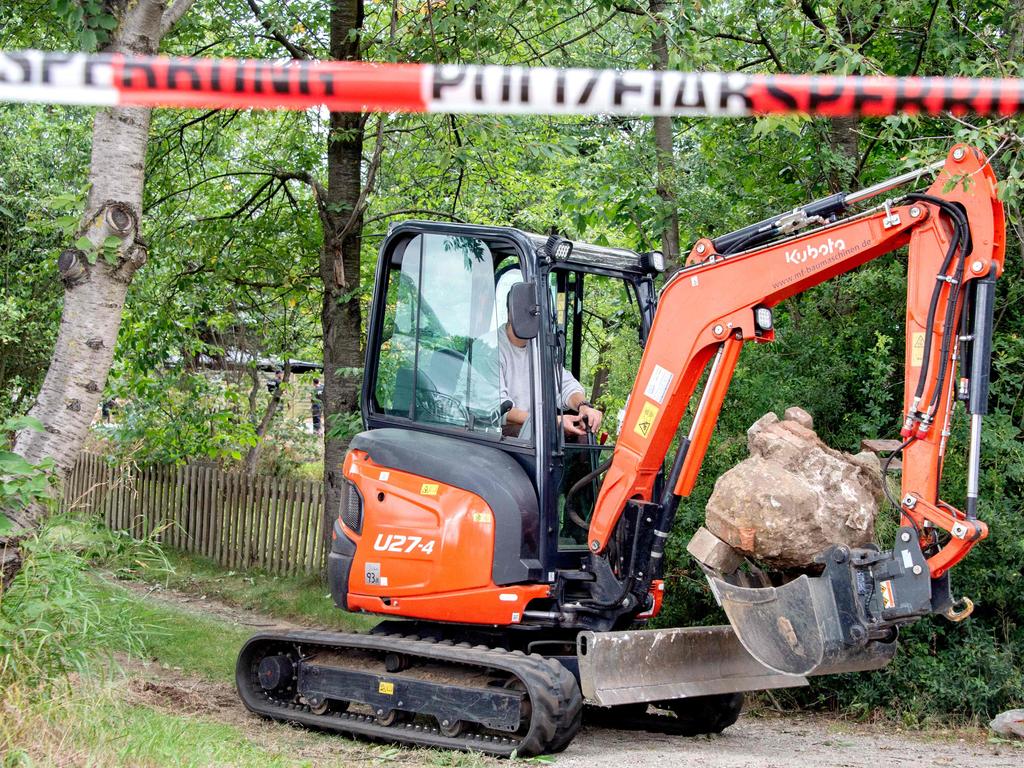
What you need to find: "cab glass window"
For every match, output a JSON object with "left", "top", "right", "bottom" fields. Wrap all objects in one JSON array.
[
  {"left": 550, "top": 269, "right": 646, "bottom": 549},
  {"left": 374, "top": 233, "right": 507, "bottom": 436}
]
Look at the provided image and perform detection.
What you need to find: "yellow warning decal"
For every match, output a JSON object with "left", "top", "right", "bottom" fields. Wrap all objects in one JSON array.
[
  {"left": 880, "top": 580, "right": 896, "bottom": 610},
  {"left": 634, "top": 402, "right": 659, "bottom": 438},
  {"left": 471, "top": 511, "right": 492, "bottom": 523},
  {"left": 911, "top": 332, "right": 926, "bottom": 366},
  {"left": 378, "top": 681, "right": 394, "bottom": 695},
  {"left": 420, "top": 483, "right": 439, "bottom": 496}
]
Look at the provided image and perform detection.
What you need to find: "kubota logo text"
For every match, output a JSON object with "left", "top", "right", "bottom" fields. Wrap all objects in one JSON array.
[{"left": 784, "top": 237, "right": 846, "bottom": 264}]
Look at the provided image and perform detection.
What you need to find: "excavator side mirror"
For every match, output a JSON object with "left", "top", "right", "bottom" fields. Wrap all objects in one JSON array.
[{"left": 508, "top": 281, "right": 541, "bottom": 340}]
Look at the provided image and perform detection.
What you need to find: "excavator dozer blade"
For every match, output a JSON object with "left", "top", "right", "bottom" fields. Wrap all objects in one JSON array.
[{"left": 705, "top": 571, "right": 897, "bottom": 677}]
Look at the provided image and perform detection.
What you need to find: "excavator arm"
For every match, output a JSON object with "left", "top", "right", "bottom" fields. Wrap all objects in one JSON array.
[{"left": 581, "top": 144, "right": 1005, "bottom": 673}]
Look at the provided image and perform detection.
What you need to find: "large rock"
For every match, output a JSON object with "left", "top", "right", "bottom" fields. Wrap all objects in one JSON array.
[
  {"left": 990, "top": 710, "right": 1024, "bottom": 739},
  {"left": 704, "top": 407, "right": 884, "bottom": 570}
]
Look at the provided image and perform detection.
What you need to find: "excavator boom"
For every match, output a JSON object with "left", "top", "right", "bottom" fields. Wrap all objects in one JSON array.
[{"left": 586, "top": 144, "right": 1005, "bottom": 674}]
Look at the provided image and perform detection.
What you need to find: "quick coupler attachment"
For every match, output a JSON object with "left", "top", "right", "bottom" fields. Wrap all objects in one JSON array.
[{"left": 703, "top": 527, "right": 940, "bottom": 676}]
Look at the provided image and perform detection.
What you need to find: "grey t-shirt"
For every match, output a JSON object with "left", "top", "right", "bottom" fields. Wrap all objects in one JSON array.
[{"left": 497, "top": 323, "right": 584, "bottom": 414}]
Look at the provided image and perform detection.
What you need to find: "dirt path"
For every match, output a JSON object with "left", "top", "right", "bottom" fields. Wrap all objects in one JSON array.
[
  {"left": 115, "top": 577, "right": 1022, "bottom": 767},
  {"left": 113, "top": 576, "right": 302, "bottom": 631}
]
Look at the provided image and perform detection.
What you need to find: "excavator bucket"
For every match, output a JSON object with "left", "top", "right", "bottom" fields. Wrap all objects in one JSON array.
[{"left": 705, "top": 569, "right": 898, "bottom": 677}]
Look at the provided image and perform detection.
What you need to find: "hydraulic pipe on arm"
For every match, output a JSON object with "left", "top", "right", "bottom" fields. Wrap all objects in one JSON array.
[{"left": 587, "top": 146, "right": 1005, "bottom": 640}]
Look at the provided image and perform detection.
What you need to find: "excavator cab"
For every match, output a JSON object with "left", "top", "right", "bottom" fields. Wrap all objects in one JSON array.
[{"left": 331, "top": 221, "right": 661, "bottom": 625}]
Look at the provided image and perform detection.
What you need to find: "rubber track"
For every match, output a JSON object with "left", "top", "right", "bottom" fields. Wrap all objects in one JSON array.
[
  {"left": 235, "top": 630, "right": 583, "bottom": 757},
  {"left": 583, "top": 694, "right": 743, "bottom": 736}
]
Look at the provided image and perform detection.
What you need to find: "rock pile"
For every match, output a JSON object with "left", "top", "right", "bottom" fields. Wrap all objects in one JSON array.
[{"left": 702, "top": 407, "right": 884, "bottom": 571}]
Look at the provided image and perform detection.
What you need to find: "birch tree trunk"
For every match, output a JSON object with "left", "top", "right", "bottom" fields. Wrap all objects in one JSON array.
[{"left": 2, "top": 0, "right": 195, "bottom": 586}]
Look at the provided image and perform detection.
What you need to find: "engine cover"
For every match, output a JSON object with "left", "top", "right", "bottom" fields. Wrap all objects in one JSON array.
[{"left": 335, "top": 439, "right": 548, "bottom": 625}]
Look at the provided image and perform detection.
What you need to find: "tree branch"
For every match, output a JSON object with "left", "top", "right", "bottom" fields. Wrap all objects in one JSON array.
[
  {"left": 160, "top": 0, "right": 198, "bottom": 37},
  {"left": 448, "top": 115, "right": 465, "bottom": 217},
  {"left": 799, "top": 0, "right": 828, "bottom": 34},
  {"left": 244, "top": 360, "right": 292, "bottom": 475},
  {"left": 523, "top": 12, "right": 618, "bottom": 63},
  {"left": 911, "top": 0, "right": 942, "bottom": 75},
  {"left": 363, "top": 208, "right": 467, "bottom": 226},
  {"left": 709, "top": 31, "right": 761, "bottom": 45},
  {"left": 337, "top": 117, "right": 388, "bottom": 242},
  {"left": 737, "top": 55, "right": 774, "bottom": 71},
  {"left": 753, "top": 16, "right": 783, "bottom": 70},
  {"left": 273, "top": 170, "right": 329, "bottom": 231},
  {"left": 245, "top": 0, "right": 314, "bottom": 59},
  {"left": 198, "top": 178, "right": 275, "bottom": 222}
]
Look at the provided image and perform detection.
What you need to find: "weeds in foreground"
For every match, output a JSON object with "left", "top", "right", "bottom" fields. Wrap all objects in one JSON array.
[
  {"left": 0, "top": 515, "right": 166, "bottom": 689},
  {"left": 0, "top": 678, "right": 297, "bottom": 768}
]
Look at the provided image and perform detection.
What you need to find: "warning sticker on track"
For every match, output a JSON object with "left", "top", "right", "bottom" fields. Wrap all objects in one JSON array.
[{"left": 880, "top": 579, "right": 896, "bottom": 610}]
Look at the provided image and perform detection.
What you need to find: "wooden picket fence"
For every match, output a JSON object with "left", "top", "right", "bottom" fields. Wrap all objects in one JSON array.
[{"left": 63, "top": 452, "right": 327, "bottom": 576}]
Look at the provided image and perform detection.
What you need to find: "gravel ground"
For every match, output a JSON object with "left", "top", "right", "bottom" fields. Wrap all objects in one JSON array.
[{"left": 556, "top": 715, "right": 1020, "bottom": 768}]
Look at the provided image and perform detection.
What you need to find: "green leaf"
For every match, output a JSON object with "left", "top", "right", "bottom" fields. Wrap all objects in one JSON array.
[
  {"left": 0, "top": 451, "right": 35, "bottom": 476},
  {"left": 0, "top": 514, "right": 11, "bottom": 534},
  {"left": 2, "top": 416, "right": 45, "bottom": 433},
  {"left": 75, "top": 236, "right": 93, "bottom": 251},
  {"left": 80, "top": 28, "right": 97, "bottom": 50}
]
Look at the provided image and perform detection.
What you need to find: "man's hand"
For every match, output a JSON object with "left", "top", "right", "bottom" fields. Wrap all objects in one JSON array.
[
  {"left": 558, "top": 414, "right": 587, "bottom": 436},
  {"left": 578, "top": 404, "right": 603, "bottom": 433}
]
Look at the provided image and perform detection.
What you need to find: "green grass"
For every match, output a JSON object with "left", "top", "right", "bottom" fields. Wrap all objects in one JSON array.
[
  {"left": 1, "top": 523, "right": 493, "bottom": 768},
  {"left": 155, "top": 550, "right": 376, "bottom": 632},
  {"left": 11, "top": 692, "right": 302, "bottom": 767},
  {"left": 91, "top": 579, "right": 253, "bottom": 682},
  {"left": 3, "top": 676, "right": 438, "bottom": 768}
]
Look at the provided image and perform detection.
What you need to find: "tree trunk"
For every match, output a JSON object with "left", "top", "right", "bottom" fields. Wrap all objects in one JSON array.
[
  {"left": 1008, "top": 1, "right": 1023, "bottom": 61},
  {"left": 321, "top": 0, "right": 366, "bottom": 551},
  {"left": 2, "top": 0, "right": 195, "bottom": 588},
  {"left": 827, "top": 115, "right": 860, "bottom": 191},
  {"left": 243, "top": 363, "right": 292, "bottom": 476},
  {"left": 650, "top": 0, "right": 681, "bottom": 269},
  {"left": 825, "top": 5, "right": 865, "bottom": 190}
]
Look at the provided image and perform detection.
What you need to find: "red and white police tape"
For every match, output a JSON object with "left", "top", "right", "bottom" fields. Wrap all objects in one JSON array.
[{"left": 2, "top": 50, "right": 1024, "bottom": 117}]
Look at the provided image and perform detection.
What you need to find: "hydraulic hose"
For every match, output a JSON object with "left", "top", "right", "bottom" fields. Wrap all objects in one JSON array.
[
  {"left": 904, "top": 193, "right": 967, "bottom": 408},
  {"left": 565, "top": 457, "right": 613, "bottom": 529}
]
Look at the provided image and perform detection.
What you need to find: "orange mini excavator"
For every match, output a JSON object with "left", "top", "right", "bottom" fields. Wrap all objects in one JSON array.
[{"left": 237, "top": 144, "right": 1006, "bottom": 755}]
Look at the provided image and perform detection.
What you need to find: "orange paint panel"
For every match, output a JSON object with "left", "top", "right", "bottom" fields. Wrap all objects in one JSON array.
[
  {"left": 343, "top": 450, "right": 533, "bottom": 616},
  {"left": 347, "top": 584, "right": 551, "bottom": 625}
]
